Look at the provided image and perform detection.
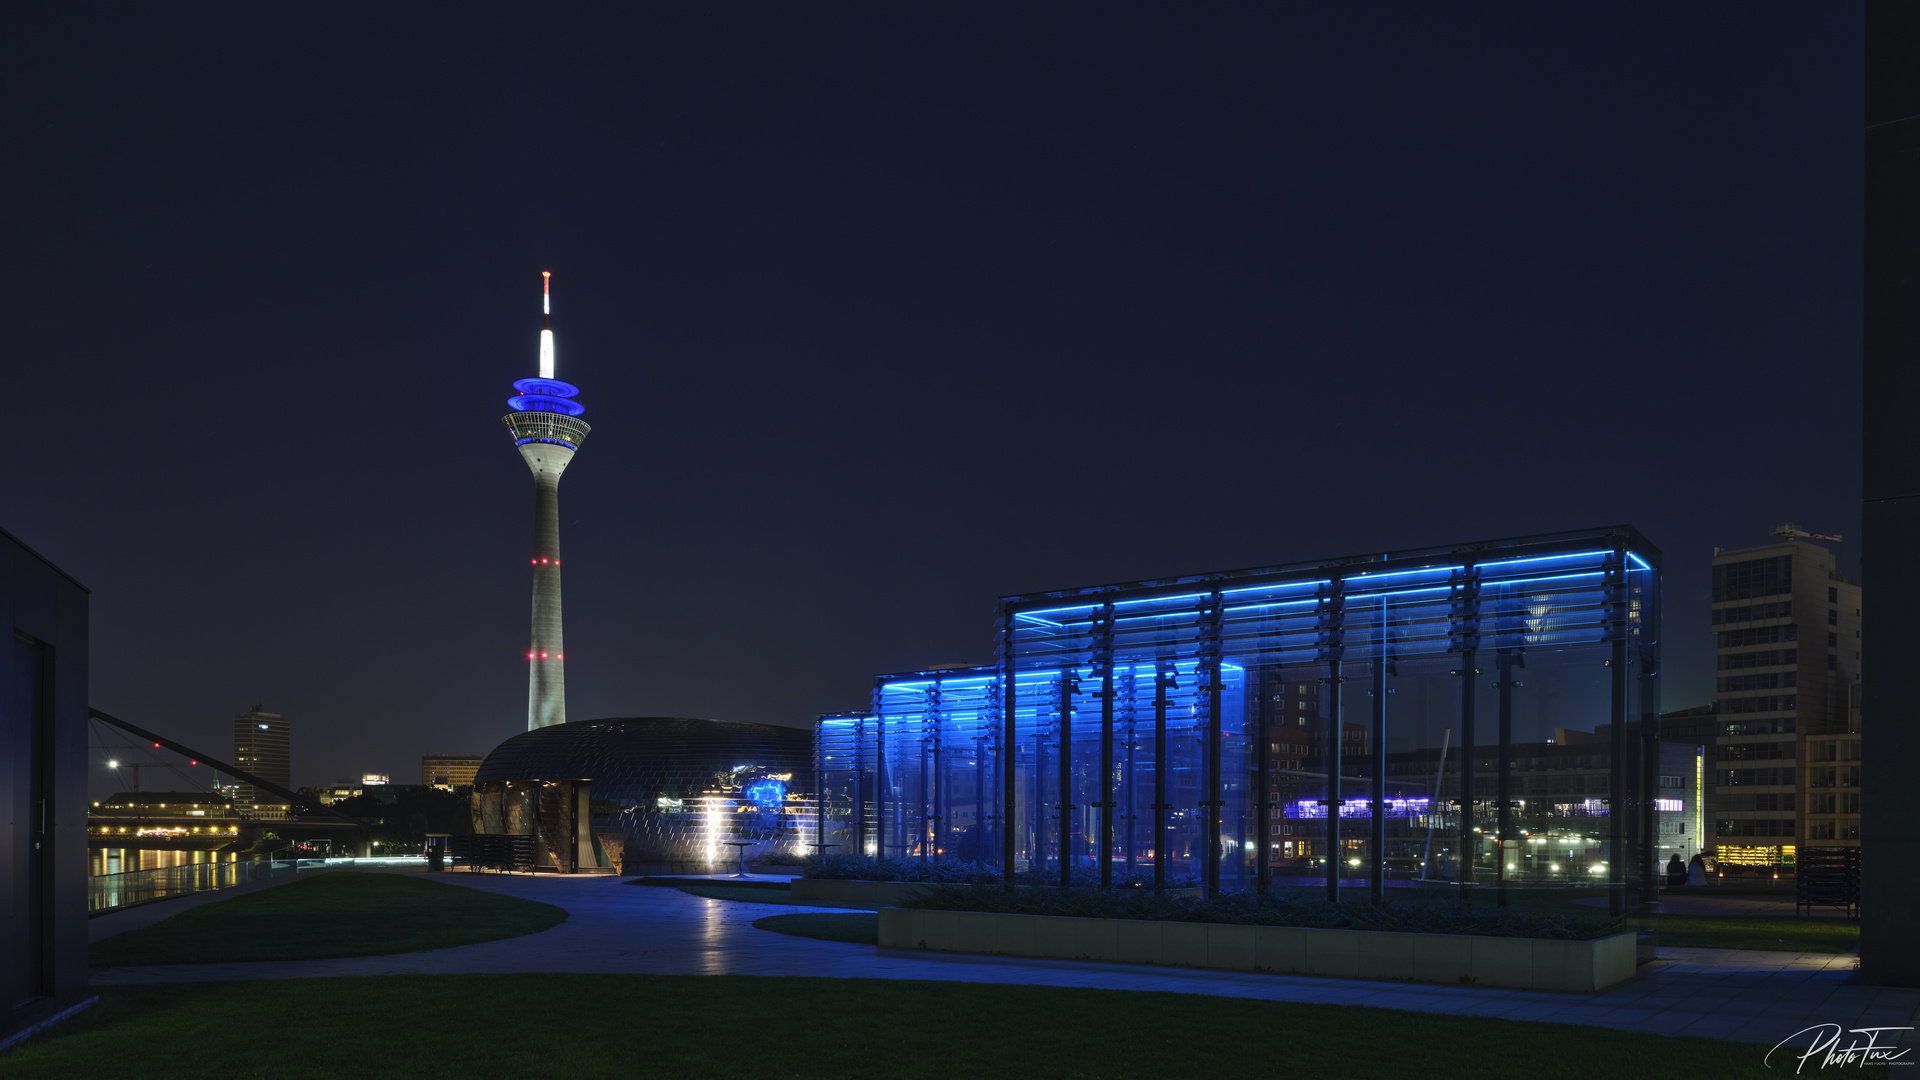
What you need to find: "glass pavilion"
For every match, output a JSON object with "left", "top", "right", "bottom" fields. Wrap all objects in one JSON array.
[{"left": 816, "top": 526, "right": 1664, "bottom": 915}]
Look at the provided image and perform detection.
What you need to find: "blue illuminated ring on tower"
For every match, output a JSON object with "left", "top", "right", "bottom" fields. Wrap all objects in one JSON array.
[
  {"left": 514, "top": 378, "right": 580, "bottom": 398},
  {"left": 508, "top": 394, "right": 586, "bottom": 415}
]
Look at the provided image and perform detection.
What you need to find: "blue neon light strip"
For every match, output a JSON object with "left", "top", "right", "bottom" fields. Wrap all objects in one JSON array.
[{"left": 1013, "top": 550, "right": 1642, "bottom": 619}]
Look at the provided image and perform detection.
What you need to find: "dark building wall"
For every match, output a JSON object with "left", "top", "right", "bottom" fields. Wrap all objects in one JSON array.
[
  {"left": 1862, "top": 0, "right": 1920, "bottom": 988},
  {"left": 1, "top": 527, "right": 90, "bottom": 1044}
]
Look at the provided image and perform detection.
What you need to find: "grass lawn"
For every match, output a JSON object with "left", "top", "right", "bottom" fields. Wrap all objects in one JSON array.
[
  {"left": 676, "top": 884, "right": 878, "bottom": 909},
  {"left": 1, "top": 974, "right": 1768, "bottom": 1079},
  {"left": 89, "top": 871, "right": 567, "bottom": 966},
  {"left": 1653, "top": 915, "right": 1858, "bottom": 954},
  {"left": 753, "top": 911, "right": 878, "bottom": 944}
]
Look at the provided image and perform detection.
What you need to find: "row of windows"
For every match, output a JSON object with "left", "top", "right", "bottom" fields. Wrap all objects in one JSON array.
[
  {"left": 1717, "top": 818, "right": 1795, "bottom": 837},
  {"left": 1720, "top": 793, "right": 1795, "bottom": 812},
  {"left": 1808, "top": 766, "right": 1861, "bottom": 788},
  {"left": 1722, "top": 717, "right": 1795, "bottom": 736},
  {"left": 1807, "top": 793, "right": 1861, "bottom": 814},
  {"left": 1719, "top": 648, "right": 1797, "bottom": 671},
  {"left": 1722, "top": 695, "right": 1796, "bottom": 714},
  {"left": 1720, "top": 742, "right": 1792, "bottom": 761},
  {"left": 1807, "top": 740, "right": 1861, "bottom": 762},
  {"left": 1717, "top": 625, "right": 1795, "bottom": 647},
  {"left": 1808, "top": 822, "right": 1860, "bottom": 841},
  {"left": 1712, "top": 555, "right": 1792, "bottom": 602},
  {"left": 1712, "top": 600, "right": 1792, "bottom": 625},
  {"left": 1717, "top": 672, "right": 1795, "bottom": 692},
  {"left": 1715, "top": 767, "right": 1794, "bottom": 786}
]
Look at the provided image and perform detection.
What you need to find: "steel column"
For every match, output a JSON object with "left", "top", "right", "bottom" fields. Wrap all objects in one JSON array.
[
  {"left": 1097, "top": 601, "right": 1115, "bottom": 890},
  {"left": 1256, "top": 667, "right": 1272, "bottom": 895},
  {"left": 1454, "top": 562, "right": 1481, "bottom": 906},
  {"left": 1201, "top": 592, "right": 1224, "bottom": 899},
  {"left": 1058, "top": 668, "right": 1074, "bottom": 889},
  {"left": 1000, "top": 607, "right": 1017, "bottom": 887},
  {"left": 1370, "top": 653, "right": 1387, "bottom": 904},
  {"left": 1495, "top": 649, "right": 1521, "bottom": 909},
  {"left": 1608, "top": 545, "right": 1629, "bottom": 917},
  {"left": 1319, "top": 575, "right": 1346, "bottom": 903},
  {"left": 1153, "top": 663, "right": 1171, "bottom": 892},
  {"left": 1325, "top": 657, "right": 1343, "bottom": 902}
]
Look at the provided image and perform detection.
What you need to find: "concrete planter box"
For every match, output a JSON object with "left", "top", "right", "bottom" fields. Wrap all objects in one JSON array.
[{"left": 876, "top": 908, "right": 1636, "bottom": 992}]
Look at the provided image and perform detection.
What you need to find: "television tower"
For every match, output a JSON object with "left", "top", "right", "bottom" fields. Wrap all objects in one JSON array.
[{"left": 504, "top": 272, "right": 589, "bottom": 729}]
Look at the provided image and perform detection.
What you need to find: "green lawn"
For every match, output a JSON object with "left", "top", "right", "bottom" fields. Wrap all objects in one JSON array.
[
  {"left": 1653, "top": 915, "right": 1858, "bottom": 955},
  {"left": 89, "top": 871, "right": 567, "bottom": 966},
  {"left": 753, "top": 911, "right": 879, "bottom": 944},
  {"left": 1, "top": 975, "right": 1768, "bottom": 1079},
  {"left": 676, "top": 884, "right": 879, "bottom": 909}
]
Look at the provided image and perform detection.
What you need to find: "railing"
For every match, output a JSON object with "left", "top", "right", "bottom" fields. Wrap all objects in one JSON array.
[{"left": 88, "top": 856, "right": 432, "bottom": 914}]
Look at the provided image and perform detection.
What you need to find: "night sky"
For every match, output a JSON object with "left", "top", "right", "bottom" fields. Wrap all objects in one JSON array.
[{"left": 7, "top": 7, "right": 1860, "bottom": 791}]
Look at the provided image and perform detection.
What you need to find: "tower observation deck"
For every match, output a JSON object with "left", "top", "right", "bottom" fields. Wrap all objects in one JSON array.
[{"left": 504, "top": 272, "right": 589, "bottom": 730}]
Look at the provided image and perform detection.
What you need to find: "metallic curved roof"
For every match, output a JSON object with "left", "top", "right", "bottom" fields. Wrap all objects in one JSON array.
[{"left": 474, "top": 717, "right": 811, "bottom": 797}]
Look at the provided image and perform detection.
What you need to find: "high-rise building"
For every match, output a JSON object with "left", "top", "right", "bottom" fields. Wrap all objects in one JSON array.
[
  {"left": 229, "top": 705, "right": 290, "bottom": 808},
  {"left": 503, "top": 272, "right": 590, "bottom": 730},
  {"left": 422, "top": 754, "right": 483, "bottom": 789},
  {"left": 1709, "top": 528, "right": 1862, "bottom": 867}
]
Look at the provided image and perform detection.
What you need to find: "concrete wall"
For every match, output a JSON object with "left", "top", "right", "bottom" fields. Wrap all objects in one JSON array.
[{"left": 878, "top": 907, "right": 1638, "bottom": 992}]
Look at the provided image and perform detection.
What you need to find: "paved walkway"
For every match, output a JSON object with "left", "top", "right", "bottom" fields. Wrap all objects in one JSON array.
[{"left": 91, "top": 872, "right": 1917, "bottom": 1046}]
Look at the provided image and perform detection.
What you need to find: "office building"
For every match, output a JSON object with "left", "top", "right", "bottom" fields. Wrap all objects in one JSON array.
[
  {"left": 1708, "top": 528, "right": 1862, "bottom": 867},
  {"left": 503, "top": 272, "right": 591, "bottom": 730},
  {"left": 2, "top": 526, "right": 91, "bottom": 1047},
  {"left": 299, "top": 782, "right": 365, "bottom": 806},
  {"left": 228, "top": 706, "right": 290, "bottom": 811},
  {"left": 422, "top": 754, "right": 483, "bottom": 790}
]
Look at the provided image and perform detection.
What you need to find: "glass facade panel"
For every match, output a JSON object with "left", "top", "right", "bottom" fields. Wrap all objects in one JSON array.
[{"left": 814, "top": 526, "right": 1663, "bottom": 914}]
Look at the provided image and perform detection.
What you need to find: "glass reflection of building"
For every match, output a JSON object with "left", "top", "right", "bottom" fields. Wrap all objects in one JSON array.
[
  {"left": 472, "top": 717, "right": 814, "bottom": 873},
  {"left": 816, "top": 526, "right": 1667, "bottom": 915}
]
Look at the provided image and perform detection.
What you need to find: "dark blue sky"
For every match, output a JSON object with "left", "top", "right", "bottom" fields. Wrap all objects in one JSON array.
[{"left": 5, "top": 6, "right": 1860, "bottom": 790}]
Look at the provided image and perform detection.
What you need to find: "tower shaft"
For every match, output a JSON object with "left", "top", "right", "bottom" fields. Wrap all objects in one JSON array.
[{"left": 523, "top": 441, "right": 575, "bottom": 728}]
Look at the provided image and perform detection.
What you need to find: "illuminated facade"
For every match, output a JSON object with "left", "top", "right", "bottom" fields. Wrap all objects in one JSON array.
[
  {"left": 1708, "top": 532, "right": 1863, "bottom": 867},
  {"left": 228, "top": 706, "right": 289, "bottom": 809},
  {"left": 505, "top": 272, "right": 590, "bottom": 730},
  {"left": 817, "top": 526, "right": 1665, "bottom": 913},
  {"left": 472, "top": 717, "right": 813, "bottom": 873},
  {"left": 422, "top": 754, "right": 484, "bottom": 789}
]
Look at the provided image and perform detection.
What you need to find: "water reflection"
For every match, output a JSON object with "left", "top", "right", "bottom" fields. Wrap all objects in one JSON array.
[{"left": 89, "top": 847, "right": 240, "bottom": 876}]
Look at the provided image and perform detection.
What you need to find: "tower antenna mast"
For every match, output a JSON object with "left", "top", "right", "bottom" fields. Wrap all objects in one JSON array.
[{"left": 539, "top": 271, "right": 556, "bottom": 379}]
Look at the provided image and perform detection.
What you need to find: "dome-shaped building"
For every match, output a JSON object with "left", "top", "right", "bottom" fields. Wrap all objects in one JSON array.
[{"left": 471, "top": 717, "right": 813, "bottom": 873}]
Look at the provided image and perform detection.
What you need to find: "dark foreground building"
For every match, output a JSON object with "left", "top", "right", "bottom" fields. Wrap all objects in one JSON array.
[
  {"left": 2, "top": 527, "right": 90, "bottom": 1048},
  {"left": 818, "top": 526, "right": 1665, "bottom": 915},
  {"left": 472, "top": 717, "right": 813, "bottom": 873}
]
